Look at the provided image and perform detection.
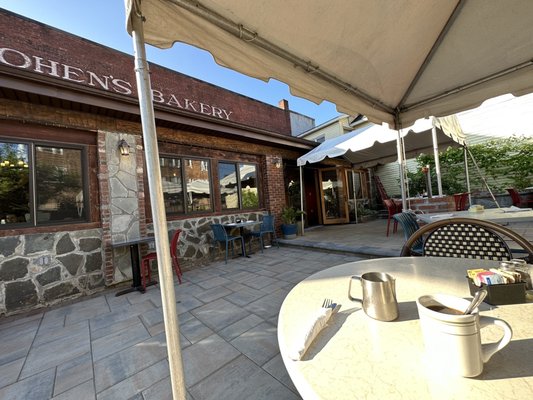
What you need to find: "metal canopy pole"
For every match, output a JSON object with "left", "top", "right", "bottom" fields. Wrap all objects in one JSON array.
[
  {"left": 464, "top": 146, "right": 472, "bottom": 204},
  {"left": 396, "top": 129, "right": 407, "bottom": 211},
  {"left": 431, "top": 119, "right": 443, "bottom": 196},
  {"left": 352, "top": 169, "right": 358, "bottom": 223},
  {"left": 130, "top": 6, "right": 186, "bottom": 399},
  {"left": 299, "top": 165, "right": 305, "bottom": 235}
]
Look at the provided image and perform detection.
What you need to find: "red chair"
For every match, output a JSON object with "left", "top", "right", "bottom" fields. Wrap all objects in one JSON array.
[
  {"left": 507, "top": 188, "right": 533, "bottom": 208},
  {"left": 383, "top": 199, "right": 399, "bottom": 236},
  {"left": 453, "top": 192, "right": 469, "bottom": 211},
  {"left": 141, "top": 229, "right": 183, "bottom": 289}
]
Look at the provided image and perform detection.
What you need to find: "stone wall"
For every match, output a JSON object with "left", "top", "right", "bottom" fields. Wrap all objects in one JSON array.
[
  {"left": 0, "top": 229, "right": 104, "bottom": 315},
  {"left": 150, "top": 212, "right": 268, "bottom": 271}
]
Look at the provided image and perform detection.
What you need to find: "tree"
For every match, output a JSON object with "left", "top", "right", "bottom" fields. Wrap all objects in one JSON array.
[{"left": 406, "top": 136, "right": 532, "bottom": 195}]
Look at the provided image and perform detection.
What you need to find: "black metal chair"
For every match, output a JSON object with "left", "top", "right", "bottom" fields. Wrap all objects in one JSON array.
[
  {"left": 393, "top": 212, "right": 423, "bottom": 255},
  {"left": 400, "top": 217, "right": 533, "bottom": 262},
  {"left": 249, "top": 214, "right": 279, "bottom": 253}
]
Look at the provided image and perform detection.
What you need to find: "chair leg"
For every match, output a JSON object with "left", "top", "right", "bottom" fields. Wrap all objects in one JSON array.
[
  {"left": 273, "top": 232, "right": 279, "bottom": 249},
  {"left": 386, "top": 217, "right": 391, "bottom": 236},
  {"left": 141, "top": 258, "right": 151, "bottom": 290},
  {"left": 259, "top": 235, "right": 264, "bottom": 253},
  {"left": 225, "top": 242, "right": 229, "bottom": 264},
  {"left": 172, "top": 257, "right": 182, "bottom": 284}
]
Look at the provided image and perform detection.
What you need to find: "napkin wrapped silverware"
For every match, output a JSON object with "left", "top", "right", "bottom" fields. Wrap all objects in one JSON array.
[{"left": 288, "top": 303, "right": 338, "bottom": 361}]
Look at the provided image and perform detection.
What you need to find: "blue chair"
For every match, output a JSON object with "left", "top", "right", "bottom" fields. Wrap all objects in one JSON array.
[
  {"left": 210, "top": 223, "right": 245, "bottom": 264},
  {"left": 393, "top": 212, "right": 423, "bottom": 255},
  {"left": 249, "top": 215, "right": 279, "bottom": 253}
]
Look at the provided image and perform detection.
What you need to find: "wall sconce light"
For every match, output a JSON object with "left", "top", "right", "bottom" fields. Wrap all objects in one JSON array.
[
  {"left": 272, "top": 156, "right": 282, "bottom": 169},
  {"left": 118, "top": 139, "right": 130, "bottom": 156}
]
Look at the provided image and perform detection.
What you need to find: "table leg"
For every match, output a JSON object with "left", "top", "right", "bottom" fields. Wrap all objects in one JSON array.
[
  {"left": 115, "top": 243, "right": 156, "bottom": 296},
  {"left": 240, "top": 227, "right": 251, "bottom": 258}
]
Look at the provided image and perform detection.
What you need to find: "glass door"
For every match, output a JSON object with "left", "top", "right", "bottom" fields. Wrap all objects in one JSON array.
[{"left": 319, "top": 168, "right": 349, "bottom": 224}]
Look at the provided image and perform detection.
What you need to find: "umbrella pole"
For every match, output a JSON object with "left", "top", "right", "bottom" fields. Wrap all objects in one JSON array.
[{"left": 130, "top": 7, "right": 186, "bottom": 399}]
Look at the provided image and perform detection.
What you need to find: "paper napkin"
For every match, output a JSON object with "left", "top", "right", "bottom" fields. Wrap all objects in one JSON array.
[{"left": 288, "top": 305, "right": 337, "bottom": 361}]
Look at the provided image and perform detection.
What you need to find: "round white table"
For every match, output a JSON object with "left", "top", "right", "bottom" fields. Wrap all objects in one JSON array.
[{"left": 278, "top": 257, "right": 533, "bottom": 400}]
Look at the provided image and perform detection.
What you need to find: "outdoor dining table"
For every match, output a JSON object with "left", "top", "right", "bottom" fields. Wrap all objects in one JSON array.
[
  {"left": 112, "top": 236, "right": 156, "bottom": 296},
  {"left": 278, "top": 257, "right": 533, "bottom": 400},
  {"left": 222, "top": 220, "right": 262, "bottom": 258}
]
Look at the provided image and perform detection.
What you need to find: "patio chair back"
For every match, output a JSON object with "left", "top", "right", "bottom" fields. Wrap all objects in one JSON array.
[
  {"left": 506, "top": 188, "right": 533, "bottom": 208},
  {"left": 260, "top": 215, "right": 275, "bottom": 233},
  {"left": 383, "top": 199, "right": 399, "bottom": 236},
  {"left": 211, "top": 223, "right": 229, "bottom": 241},
  {"left": 400, "top": 217, "right": 533, "bottom": 262},
  {"left": 250, "top": 215, "right": 279, "bottom": 252},
  {"left": 453, "top": 192, "right": 470, "bottom": 211},
  {"left": 210, "top": 223, "right": 244, "bottom": 263},
  {"left": 393, "top": 212, "right": 422, "bottom": 255}
]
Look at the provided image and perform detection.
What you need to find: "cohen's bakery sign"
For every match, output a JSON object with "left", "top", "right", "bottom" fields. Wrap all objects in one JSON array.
[{"left": 0, "top": 47, "right": 234, "bottom": 121}]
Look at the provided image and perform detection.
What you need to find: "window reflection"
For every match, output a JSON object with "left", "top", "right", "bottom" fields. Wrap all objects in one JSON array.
[
  {"left": 0, "top": 141, "right": 86, "bottom": 227},
  {"left": 160, "top": 157, "right": 184, "bottom": 214},
  {"left": 35, "top": 146, "right": 84, "bottom": 222},
  {"left": 185, "top": 159, "right": 212, "bottom": 212},
  {"left": 219, "top": 163, "right": 238, "bottom": 209},
  {"left": 0, "top": 142, "right": 29, "bottom": 225},
  {"left": 239, "top": 163, "right": 258, "bottom": 209}
]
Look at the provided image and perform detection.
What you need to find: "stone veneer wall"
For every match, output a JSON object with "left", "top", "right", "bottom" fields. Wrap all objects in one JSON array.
[
  {"left": 0, "top": 228, "right": 104, "bottom": 315},
  {"left": 147, "top": 212, "right": 268, "bottom": 271}
]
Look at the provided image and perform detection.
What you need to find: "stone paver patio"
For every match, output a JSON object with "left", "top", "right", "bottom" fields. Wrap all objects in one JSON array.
[{"left": 0, "top": 219, "right": 405, "bottom": 399}]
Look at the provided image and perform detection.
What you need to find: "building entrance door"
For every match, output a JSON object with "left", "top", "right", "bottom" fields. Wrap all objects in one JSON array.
[{"left": 319, "top": 168, "right": 349, "bottom": 224}]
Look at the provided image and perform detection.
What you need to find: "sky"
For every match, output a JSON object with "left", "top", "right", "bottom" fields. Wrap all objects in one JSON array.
[
  {"left": 1, "top": 0, "right": 532, "bottom": 135},
  {"left": 0, "top": 0, "right": 340, "bottom": 125}
]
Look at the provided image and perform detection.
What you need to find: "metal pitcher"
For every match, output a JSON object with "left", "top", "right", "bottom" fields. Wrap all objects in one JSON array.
[{"left": 348, "top": 272, "right": 398, "bottom": 321}]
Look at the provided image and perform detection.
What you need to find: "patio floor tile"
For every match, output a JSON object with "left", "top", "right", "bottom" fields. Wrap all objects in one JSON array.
[
  {"left": 230, "top": 321, "right": 279, "bottom": 366},
  {"left": 189, "top": 355, "right": 300, "bottom": 400}
]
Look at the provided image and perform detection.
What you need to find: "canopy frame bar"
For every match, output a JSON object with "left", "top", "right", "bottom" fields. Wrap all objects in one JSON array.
[
  {"left": 168, "top": 0, "right": 393, "bottom": 115},
  {"left": 397, "top": 0, "right": 466, "bottom": 110}
]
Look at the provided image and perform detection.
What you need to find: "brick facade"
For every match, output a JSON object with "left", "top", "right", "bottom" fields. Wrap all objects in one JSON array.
[
  {"left": 0, "top": 10, "right": 313, "bottom": 315},
  {"left": 0, "top": 10, "right": 292, "bottom": 135}
]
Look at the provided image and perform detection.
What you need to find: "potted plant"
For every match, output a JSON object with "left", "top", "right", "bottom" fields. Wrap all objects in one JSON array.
[{"left": 281, "top": 206, "right": 304, "bottom": 239}]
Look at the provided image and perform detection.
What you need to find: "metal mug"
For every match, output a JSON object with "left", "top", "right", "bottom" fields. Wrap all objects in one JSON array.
[{"left": 348, "top": 272, "right": 399, "bottom": 321}]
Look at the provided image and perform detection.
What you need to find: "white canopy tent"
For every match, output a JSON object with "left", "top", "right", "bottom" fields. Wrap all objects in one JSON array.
[
  {"left": 123, "top": 1, "right": 533, "bottom": 397},
  {"left": 297, "top": 116, "right": 466, "bottom": 168},
  {"left": 297, "top": 115, "right": 467, "bottom": 220}
]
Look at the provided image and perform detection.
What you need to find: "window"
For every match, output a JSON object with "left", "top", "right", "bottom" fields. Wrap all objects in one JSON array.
[
  {"left": 160, "top": 156, "right": 212, "bottom": 214},
  {"left": 0, "top": 140, "right": 87, "bottom": 227},
  {"left": 219, "top": 162, "right": 259, "bottom": 210}
]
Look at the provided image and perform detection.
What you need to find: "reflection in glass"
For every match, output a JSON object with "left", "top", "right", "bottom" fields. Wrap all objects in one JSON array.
[
  {"left": 321, "top": 170, "right": 341, "bottom": 220},
  {"left": 239, "top": 163, "right": 258, "bottom": 209},
  {"left": 36, "top": 146, "right": 84, "bottom": 222},
  {"left": 185, "top": 159, "right": 212, "bottom": 212},
  {"left": 219, "top": 162, "right": 238, "bottom": 209},
  {"left": 0, "top": 142, "right": 29, "bottom": 225},
  {"left": 160, "top": 157, "right": 184, "bottom": 214}
]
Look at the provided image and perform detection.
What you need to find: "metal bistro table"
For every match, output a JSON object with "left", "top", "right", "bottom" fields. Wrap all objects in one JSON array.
[
  {"left": 112, "top": 236, "right": 157, "bottom": 296},
  {"left": 222, "top": 220, "right": 262, "bottom": 258},
  {"left": 278, "top": 257, "right": 533, "bottom": 400}
]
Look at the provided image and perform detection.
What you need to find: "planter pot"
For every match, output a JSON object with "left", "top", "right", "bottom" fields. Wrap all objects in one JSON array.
[{"left": 281, "top": 223, "right": 297, "bottom": 239}]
